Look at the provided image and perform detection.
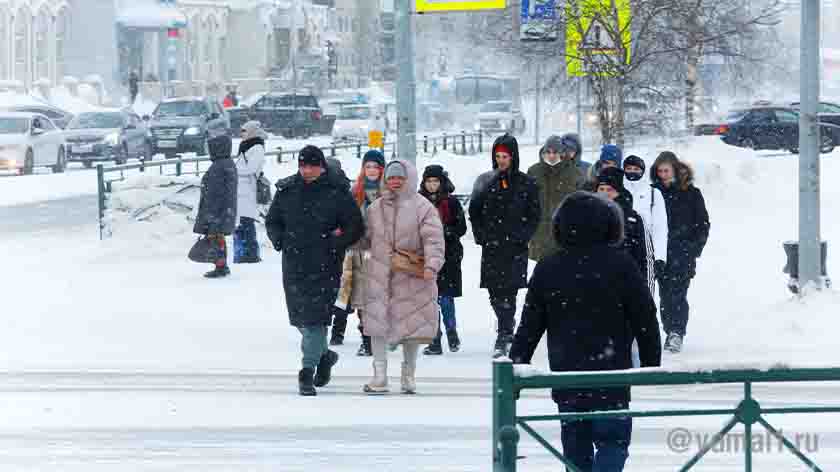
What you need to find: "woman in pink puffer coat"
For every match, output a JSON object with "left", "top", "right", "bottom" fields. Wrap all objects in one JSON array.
[{"left": 362, "top": 159, "right": 445, "bottom": 394}]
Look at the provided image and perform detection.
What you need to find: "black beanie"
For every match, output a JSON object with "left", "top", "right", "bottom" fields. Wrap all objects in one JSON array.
[
  {"left": 623, "top": 155, "right": 646, "bottom": 172},
  {"left": 597, "top": 166, "right": 625, "bottom": 192},
  {"left": 298, "top": 145, "right": 326, "bottom": 167},
  {"left": 362, "top": 149, "right": 386, "bottom": 168}
]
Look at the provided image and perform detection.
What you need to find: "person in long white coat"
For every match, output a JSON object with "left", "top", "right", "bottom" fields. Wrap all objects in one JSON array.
[
  {"left": 623, "top": 155, "right": 668, "bottom": 292},
  {"left": 233, "top": 121, "right": 267, "bottom": 263}
]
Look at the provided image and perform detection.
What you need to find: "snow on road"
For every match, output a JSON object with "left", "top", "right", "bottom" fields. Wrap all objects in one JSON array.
[{"left": 2, "top": 136, "right": 840, "bottom": 470}]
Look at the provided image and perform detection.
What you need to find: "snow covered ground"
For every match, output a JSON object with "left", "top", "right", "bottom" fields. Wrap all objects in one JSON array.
[{"left": 2, "top": 136, "right": 840, "bottom": 470}]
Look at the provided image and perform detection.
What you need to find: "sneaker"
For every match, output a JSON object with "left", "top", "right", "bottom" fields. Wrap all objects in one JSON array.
[
  {"left": 423, "top": 337, "right": 443, "bottom": 356},
  {"left": 665, "top": 333, "right": 683, "bottom": 353},
  {"left": 203, "top": 266, "right": 231, "bottom": 278},
  {"left": 446, "top": 329, "right": 461, "bottom": 353},
  {"left": 357, "top": 339, "right": 372, "bottom": 357},
  {"left": 493, "top": 334, "right": 512, "bottom": 359},
  {"left": 314, "top": 350, "right": 339, "bottom": 387}
]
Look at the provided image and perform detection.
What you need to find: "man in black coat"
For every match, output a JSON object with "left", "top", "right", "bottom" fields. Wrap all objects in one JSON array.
[
  {"left": 509, "top": 191, "right": 662, "bottom": 472},
  {"left": 265, "top": 145, "right": 363, "bottom": 396},
  {"left": 650, "top": 151, "right": 710, "bottom": 353},
  {"left": 193, "top": 134, "right": 238, "bottom": 278},
  {"left": 469, "top": 134, "right": 541, "bottom": 358}
]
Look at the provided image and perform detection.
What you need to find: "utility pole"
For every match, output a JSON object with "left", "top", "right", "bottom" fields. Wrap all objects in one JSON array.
[
  {"left": 799, "top": 0, "right": 822, "bottom": 291},
  {"left": 395, "top": 0, "right": 417, "bottom": 163},
  {"left": 576, "top": 77, "right": 582, "bottom": 143},
  {"left": 535, "top": 63, "right": 541, "bottom": 145}
]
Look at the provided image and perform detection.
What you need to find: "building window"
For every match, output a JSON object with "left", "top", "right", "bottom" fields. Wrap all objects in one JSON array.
[{"left": 0, "top": 10, "right": 7, "bottom": 79}]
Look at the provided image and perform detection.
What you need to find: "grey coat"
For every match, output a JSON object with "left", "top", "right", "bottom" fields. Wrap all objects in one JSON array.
[{"left": 193, "top": 156, "right": 238, "bottom": 235}]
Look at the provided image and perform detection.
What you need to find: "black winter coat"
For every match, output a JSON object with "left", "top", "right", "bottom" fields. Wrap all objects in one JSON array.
[
  {"left": 652, "top": 166, "right": 710, "bottom": 280},
  {"left": 265, "top": 169, "right": 363, "bottom": 327},
  {"left": 617, "top": 191, "right": 649, "bottom": 282},
  {"left": 193, "top": 155, "right": 237, "bottom": 235},
  {"left": 469, "top": 135, "right": 541, "bottom": 291},
  {"left": 421, "top": 188, "right": 467, "bottom": 298}
]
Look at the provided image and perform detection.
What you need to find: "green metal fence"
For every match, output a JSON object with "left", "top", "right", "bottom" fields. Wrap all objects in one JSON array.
[{"left": 492, "top": 360, "right": 840, "bottom": 472}]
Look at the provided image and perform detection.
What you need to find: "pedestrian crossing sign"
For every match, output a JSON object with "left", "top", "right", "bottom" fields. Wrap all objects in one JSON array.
[
  {"left": 566, "top": 0, "right": 631, "bottom": 77},
  {"left": 416, "top": 0, "right": 505, "bottom": 13}
]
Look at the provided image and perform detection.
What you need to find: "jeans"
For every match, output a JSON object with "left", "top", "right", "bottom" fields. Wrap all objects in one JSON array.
[
  {"left": 297, "top": 325, "right": 328, "bottom": 370},
  {"left": 561, "top": 414, "right": 632, "bottom": 472},
  {"left": 659, "top": 275, "right": 692, "bottom": 336},
  {"left": 438, "top": 296, "right": 456, "bottom": 332},
  {"left": 233, "top": 216, "right": 260, "bottom": 262},
  {"left": 488, "top": 289, "right": 517, "bottom": 336}
]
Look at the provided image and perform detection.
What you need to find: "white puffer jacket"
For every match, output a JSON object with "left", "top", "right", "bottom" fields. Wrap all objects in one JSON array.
[
  {"left": 625, "top": 176, "right": 668, "bottom": 263},
  {"left": 235, "top": 139, "right": 266, "bottom": 221}
]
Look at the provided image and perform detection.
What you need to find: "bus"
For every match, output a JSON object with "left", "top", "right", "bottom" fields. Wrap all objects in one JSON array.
[{"left": 446, "top": 75, "right": 522, "bottom": 130}]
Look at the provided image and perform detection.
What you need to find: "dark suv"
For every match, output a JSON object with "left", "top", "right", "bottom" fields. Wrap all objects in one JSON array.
[
  {"left": 715, "top": 105, "right": 836, "bottom": 154},
  {"left": 145, "top": 97, "right": 230, "bottom": 157},
  {"left": 229, "top": 92, "right": 323, "bottom": 138}
]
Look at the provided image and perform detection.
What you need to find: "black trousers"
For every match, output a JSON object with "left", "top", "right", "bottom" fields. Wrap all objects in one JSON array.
[
  {"left": 488, "top": 289, "right": 518, "bottom": 336},
  {"left": 659, "top": 275, "right": 691, "bottom": 336}
]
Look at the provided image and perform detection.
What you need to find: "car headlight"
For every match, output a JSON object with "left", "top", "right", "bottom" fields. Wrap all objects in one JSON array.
[
  {"left": 104, "top": 132, "right": 120, "bottom": 146},
  {"left": 184, "top": 127, "right": 201, "bottom": 136}
]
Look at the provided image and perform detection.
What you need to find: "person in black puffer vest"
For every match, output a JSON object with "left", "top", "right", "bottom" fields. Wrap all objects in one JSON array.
[
  {"left": 193, "top": 134, "right": 238, "bottom": 278},
  {"left": 419, "top": 164, "right": 467, "bottom": 355},
  {"left": 468, "top": 134, "right": 541, "bottom": 358},
  {"left": 509, "top": 191, "right": 661, "bottom": 472}
]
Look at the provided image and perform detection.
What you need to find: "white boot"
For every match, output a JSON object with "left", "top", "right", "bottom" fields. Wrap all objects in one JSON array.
[
  {"left": 401, "top": 344, "right": 418, "bottom": 394},
  {"left": 363, "top": 360, "right": 389, "bottom": 394}
]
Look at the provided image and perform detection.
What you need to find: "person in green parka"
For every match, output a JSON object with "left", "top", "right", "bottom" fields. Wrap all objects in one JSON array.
[{"left": 527, "top": 134, "right": 591, "bottom": 261}]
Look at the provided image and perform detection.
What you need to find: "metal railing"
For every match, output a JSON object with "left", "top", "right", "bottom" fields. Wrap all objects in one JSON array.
[
  {"left": 96, "top": 131, "right": 486, "bottom": 239},
  {"left": 492, "top": 360, "right": 840, "bottom": 472}
]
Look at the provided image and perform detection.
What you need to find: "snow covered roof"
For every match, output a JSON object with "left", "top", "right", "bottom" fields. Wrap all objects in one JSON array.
[{"left": 116, "top": 0, "right": 188, "bottom": 29}]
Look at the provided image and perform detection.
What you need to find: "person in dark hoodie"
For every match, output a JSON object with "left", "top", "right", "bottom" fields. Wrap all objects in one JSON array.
[
  {"left": 469, "top": 134, "right": 541, "bottom": 358},
  {"left": 509, "top": 191, "right": 662, "bottom": 472},
  {"left": 265, "top": 145, "right": 364, "bottom": 396},
  {"left": 193, "top": 134, "right": 238, "bottom": 278},
  {"left": 419, "top": 164, "right": 467, "bottom": 355},
  {"left": 596, "top": 167, "right": 651, "bottom": 284},
  {"left": 583, "top": 144, "right": 623, "bottom": 191},
  {"left": 528, "top": 133, "right": 590, "bottom": 261},
  {"left": 650, "top": 151, "right": 710, "bottom": 354}
]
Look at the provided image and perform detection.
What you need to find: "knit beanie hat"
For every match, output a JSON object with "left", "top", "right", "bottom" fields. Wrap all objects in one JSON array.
[
  {"left": 362, "top": 149, "right": 386, "bottom": 168},
  {"left": 298, "top": 145, "right": 326, "bottom": 167},
  {"left": 384, "top": 161, "right": 407, "bottom": 179},
  {"left": 623, "top": 154, "right": 646, "bottom": 172},
  {"left": 597, "top": 166, "right": 625, "bottom": 192},
  {"left": 599, "top": 144, "right": 623, "bottom": 167}
]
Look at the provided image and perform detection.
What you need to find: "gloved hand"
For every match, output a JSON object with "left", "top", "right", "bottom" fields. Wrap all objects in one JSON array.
[{"left": 654, "top": 260, "right": 666, "bottom": 281}]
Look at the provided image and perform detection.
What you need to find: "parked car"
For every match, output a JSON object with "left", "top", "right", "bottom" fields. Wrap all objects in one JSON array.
[
  {"left": 1, "top": 104, "right": 74, "bottom": 129},
  {"left": 332, "top": 104, "right": 376, "bottom": 142},
  {"left": 64, "top": 110, "right": 151, "bottom": 167},
  {"left": 145, "top": 97, "right": 229, "bottom": 158},
  {"left": 227, "top": 92, "right": 324, "bottom": 138},
  {"left": 789, "top": 101, "right": 840, "bottom": 145},
  {"left": 714, "top": 105, "right": 836, "bottom": 154},
  {"left": 0, "top": 112, "right": 67, "bottom": 175},
  {"left": 477, "top": 101, "right": 526, "bottom": 134}
]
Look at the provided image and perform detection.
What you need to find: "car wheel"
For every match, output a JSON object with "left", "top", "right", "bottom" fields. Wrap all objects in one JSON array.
[
  {"left": 52, "top": 146, "right": 66, "bottom": 173},
  {"left": 820, "top": 134, "right": 835, "bottom": 154},
  {"left": 741, "top": 137, "right": 756, "bottom": 150},
  {"left": 22, "top": 149, "right": 34, "bottom": 175}
]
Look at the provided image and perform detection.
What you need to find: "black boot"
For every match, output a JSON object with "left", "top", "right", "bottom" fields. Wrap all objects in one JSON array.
[
  {"left": 298, "top": 368, "right": 316, "bottom": 396},
  {"left": 314, "top": 350, "right": 339, "bottom": 387},
  {"left": 203, "top": 266, "right": 231, "bottom": 278},
  {"left": 330, "top": 332, "right": 345, "bottom": 346},
  {"left": 446, "top": 328, "right": 461, "bottom": 353},
  {"left": 356, "top": 336, "right": 372, "bottom": 356},
  {"left": 330, "top": 308, "right": 348, "bottom": 346},
  {"left": 423, "top": 335, "right": 443, "bottom": 355}
]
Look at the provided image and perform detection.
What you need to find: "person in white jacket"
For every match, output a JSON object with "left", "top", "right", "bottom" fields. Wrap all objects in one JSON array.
[
  {"left": 233, "top": 121, "right": 267, "bottom": 263},
  {"left": 623, "top": 155, "right": 668, "bottom": 293}
]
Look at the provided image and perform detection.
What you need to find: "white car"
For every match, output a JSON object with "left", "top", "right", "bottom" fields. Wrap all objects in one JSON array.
[
  {"left": 477, "top": 101, "right": 526, "bottom": 135},
  {"left": 0, "top": 112, "right": 67, "bottom": 175},
  {"left": 332, "top": 104, "right": 376, "bottom": 142}
]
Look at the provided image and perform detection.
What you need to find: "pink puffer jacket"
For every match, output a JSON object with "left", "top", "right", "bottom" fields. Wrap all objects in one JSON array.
[{"left": 362, "top": 159, "right": 445, "bottom": 344}]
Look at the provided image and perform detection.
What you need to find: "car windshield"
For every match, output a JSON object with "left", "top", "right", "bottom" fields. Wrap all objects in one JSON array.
[
  {"left": 480, "top": 102, "right": 511, "bottom": 113},
  {"left": 68, "top": 113, "right": 125, "bottom": 129},
  {"left": 0, "top": 117, "right": 29, "bottom": 134},
  {"left": 725, "top": 110, "right": 748, "bottom": 122},
  {"left": 272, "top": 95, "right": 319, "bottom": 108},
  {"left": 338, "top": 107, "right": 372, "bottom": 120},
  {"left": 154, "top": 101, "right": 208, "bottom": 117}
]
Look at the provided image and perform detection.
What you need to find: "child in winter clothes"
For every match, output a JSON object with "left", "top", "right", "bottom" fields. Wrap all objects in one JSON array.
[{"left": 419, "top": 165, "right": 467, "bottom": 355}]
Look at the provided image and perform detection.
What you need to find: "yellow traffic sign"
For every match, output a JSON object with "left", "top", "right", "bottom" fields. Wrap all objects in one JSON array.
[
  {"left": 416, "top": 0, "right": 505, "bottom": 13},
  {"left": 565, "top": 0, "right": 631, "bottom": 77},
  {"left": 369, "top": 130, "right": 384, "bottom": 149}
]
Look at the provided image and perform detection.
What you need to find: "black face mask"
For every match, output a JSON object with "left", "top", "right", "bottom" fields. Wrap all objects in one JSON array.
[{"left": 625, "top": 171, "right": 644, "bottom": 182}]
